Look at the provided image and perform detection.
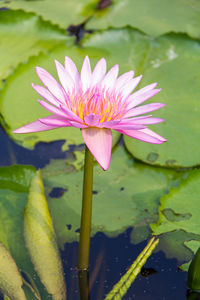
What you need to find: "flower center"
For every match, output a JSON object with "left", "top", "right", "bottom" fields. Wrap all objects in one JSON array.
[{"left": 68, "top": 86, "right": 127, "bottom": 124}]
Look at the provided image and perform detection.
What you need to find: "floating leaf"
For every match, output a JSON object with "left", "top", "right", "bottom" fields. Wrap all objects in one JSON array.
[
  {"left": 151, "top": 170, "right": 200, "bottom": 262},
  {"left": 0, "top": 0, "right": 97, "bottom": 29},
  {"left": 0, "top": 10, "right": 68, "bottom": 88},
  {"left": 24, "top": 170, "right": 66, "bottom": 300},
  {"left": 0, "top": 242, "right": 26, "bottom": 300},
  {"left": 87, "top": 0, "right": 200, "bottom": 39},
  {"left": 42, "top": 146, "right": 183, "bottom": 247},
  {"left": 119, "top": 33, "right": 200, "bottom": 167}
]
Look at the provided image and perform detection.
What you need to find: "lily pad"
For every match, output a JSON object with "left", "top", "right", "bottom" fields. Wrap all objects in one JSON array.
[
  {"left": 0, "top": 10, "right": 68, "bottom": 88},
  {"left": 43, "top": 146, "right": 183, "bottom": 248},
  {"left": 87, "top": 0, "right": 200, "bottom": 39},
  {"left": 0, "top": 0, "right": 97, "bottom": 29},
  {"left": 151, "top": 170, "right": 200, "bottom": 262},
  {"left": 121, "top": 33, "right": 200, "bottom": 167}
]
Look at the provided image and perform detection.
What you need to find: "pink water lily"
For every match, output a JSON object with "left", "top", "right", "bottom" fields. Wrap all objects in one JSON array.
[{"left": 14, "top": 56, "right": 166, "bottom": 170}]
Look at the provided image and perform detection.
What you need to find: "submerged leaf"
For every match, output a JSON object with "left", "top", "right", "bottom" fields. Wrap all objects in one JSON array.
[
  {"left": 24, "top": 170, "right": 66, "bottom": 300},
  {"left": 0, "top": 242, "right": 26, "bottom": 300}
]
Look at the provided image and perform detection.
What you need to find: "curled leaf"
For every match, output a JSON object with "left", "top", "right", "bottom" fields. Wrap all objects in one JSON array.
[
  {"left": 0, "top": 242, "right": 26, "bottom": 300},
  {"left": 188, "top": 247, "right": 200, "bottom": 291},
  {"left": 24, "top": 170, "right": 66, "bottom": 300}
]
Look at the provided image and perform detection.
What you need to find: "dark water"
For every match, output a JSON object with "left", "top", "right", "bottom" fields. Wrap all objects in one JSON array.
[
  {"left": 62, "top": 229, "right": 188, "bottom": 300},
  {"left": 0, "top": 125, "right": 191, "bottom": 299}
]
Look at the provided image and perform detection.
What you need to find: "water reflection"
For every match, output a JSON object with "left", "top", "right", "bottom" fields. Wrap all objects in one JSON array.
[{"left": 78, "top": 270, "right": 90, "bottom": 300}]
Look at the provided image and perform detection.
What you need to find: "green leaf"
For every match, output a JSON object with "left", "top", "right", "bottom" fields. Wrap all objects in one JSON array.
[
  {"left": 0, "top": 165, "right": 52, "bottom": 299},
  {"left": 0, "top": 165, "right": 36, "bottom": 193},
  {"left": 42, "top": 146, "right": 182, "bottom": 248},
  {"left": 151, "top": 170, "right": 200, "bottom": 262},
  {"left": 87, "top": 0, "right": 200, "bottom": 39},
  {"left": 24, "top": 170, "right": 66, "bottom": 300},
  {"left": 188, "top": 246, "right": 200, "bottom": 291},
  {"left": 120, "top": 33, "right": 200, "bottom": 167},
  {"left": 0, "top": 242, "right": 26, "bottom": 300},
  {"left": 0, "top": 10, "right": 68, "bottom": 88},
  {"left": 180, "top": 241, "right": 200, "bottom": 271},
  {"left": 0, "top": 0, "right": 97, "bottom": 29}
]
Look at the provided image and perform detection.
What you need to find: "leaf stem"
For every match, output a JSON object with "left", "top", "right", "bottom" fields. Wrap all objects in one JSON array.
[
  {"left": 105, "top": 237, "right": 159, "bottom": 300},
  {"left": 78, "top": 146, "right": 94, "bottom": 270}
]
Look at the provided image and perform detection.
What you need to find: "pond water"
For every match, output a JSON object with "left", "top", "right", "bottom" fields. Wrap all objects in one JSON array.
[{"left": 0, "top": 125, "right": 193, "bottom": 299}]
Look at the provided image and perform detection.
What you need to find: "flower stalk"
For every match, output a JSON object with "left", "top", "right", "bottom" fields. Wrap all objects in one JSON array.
[{"left": 78, "top": 146, "right": 94, "bottom": 270}]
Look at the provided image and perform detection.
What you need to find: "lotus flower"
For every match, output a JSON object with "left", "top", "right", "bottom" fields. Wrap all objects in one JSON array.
[{"left": 14, "top": 56, "right": 166, "bottom": 170}]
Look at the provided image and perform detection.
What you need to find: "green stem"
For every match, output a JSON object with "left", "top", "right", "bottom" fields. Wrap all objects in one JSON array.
[
  {"left": 78, "top": 146, "right": 94, "bottom": 270},
  {"left": 105, "top": 237, "right": 159, "bottom": 300}
]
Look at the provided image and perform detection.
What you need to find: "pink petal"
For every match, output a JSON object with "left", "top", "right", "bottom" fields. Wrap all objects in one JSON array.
[
  {"left": 84, "top": 114, "right": 101, "bottom": 126},
  {"left": 121, "top": 115, "right": 164, "bottom": 125},
  {"left": 98, "top": 120, "right": 120, "bottom": 128},
  {"left": 101, "top": 64, "right": 119, "bottom": 91},
  {"left": 81, "top": 56, "right": 92, "bottom": 92},
  {"left": 39, "top": 115, "right": 71, "bottom": 127},
  {"left": 70, "top": 121, "right": 88, "bottom": 128},
  {"left": 38, "top": 100, "right": 67, "bottom": 118},
  {"left": 122, "top": 115, "right": 152, "bottom": 122},
  {"left": 124, "top": 103, "right": 165, "bottom": 118},
  {"left": 65, "top": 56, "right": 80, "bottom": 86},
  {"left": 126, "top": 88, "right": 161, "bottom": 109},
  {"left": 32, "top": 84, "right": 60, "bottom": 107},
  {"left": 121, "top": 75, "right": 143, "bottom": 99},
  {"left": 140, "top": 128, "right": 167, "bottom": 142},
  {"left": 55, "top": 60, "right": 74, "bottom": 93},
  {"left": 128, "top": 117, "right": 164, "bottom": 125},
  {"left": 92, "top": 58, "right": 107, "bottom": 86},
  {"left": 60, "top": 105, "right": 83, "bottom": 123},
  {"left": 109, "top": 124, "right": 146, "bottom": 130},
  {"left": 35, "top": 67, "right": 66, "bottom": 103},
  {"left": 117, "top": 128, "right": 166, "bottom": 144},
  {"left": 13, "top": 120, "right": 58, "bottom": 133},
  {"left": 115, "top": 71, "right": 134, "bottom": 92},
  {"left": 132, "top": 83, "right": 158, "bottom": 97},
  {"left": 81, "top": 128, "right": 112, "bottom": 170}
]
